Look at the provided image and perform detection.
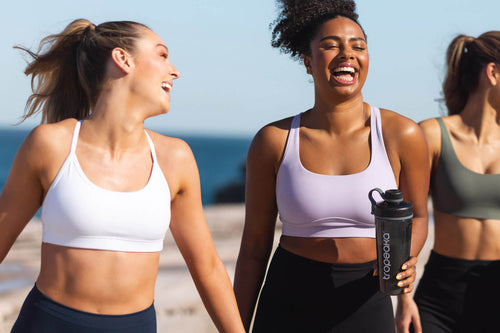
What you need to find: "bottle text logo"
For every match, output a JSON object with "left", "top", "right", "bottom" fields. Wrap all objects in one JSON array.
[{"left": 382, "top": 232, "right": 391, "bottom": 280}]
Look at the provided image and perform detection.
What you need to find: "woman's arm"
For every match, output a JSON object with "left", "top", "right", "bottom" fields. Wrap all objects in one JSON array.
[
  {"left": 382, "top": 110, "right": 430, "bottom": 264},
  {"left": 233, "top": 124, "right": 285, "bottom": 331},
  {"left": 166, "top": 138, "right": 244, "bottom": 333},
  {"left": 418, "top": 118, "right": 441, "bottom": 178},
  {"left": 383, "top": 113, "right": 430, "bottom": 333},
  {"left": 397, "top": 121, "right": 430, "bottom": 258},
  {"left": 394, "top": 117, "right": 441, "bottom": 333},
  {"left": 0, "top": 126, "right": 53, "bottom": 264}
]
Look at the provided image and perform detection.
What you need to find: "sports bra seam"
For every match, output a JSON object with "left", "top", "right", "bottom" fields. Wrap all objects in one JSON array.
[
  {"left": 433, "top": 206, "right": 500, "bottom": 220},
  {"left": 48, "top": 235, "right": 164, "bottom": 242},
  {"left": 281, "top": 215, "right": 374, "bottom": 225}
]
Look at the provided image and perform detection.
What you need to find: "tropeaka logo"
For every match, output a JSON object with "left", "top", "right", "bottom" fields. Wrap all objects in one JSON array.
[{"left": 382, "top": 232, "right": 391, "bottom": 280}]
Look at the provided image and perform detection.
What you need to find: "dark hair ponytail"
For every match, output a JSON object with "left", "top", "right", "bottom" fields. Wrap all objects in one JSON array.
[
  {"left": 15, "top": 19, "right": 149, "bottom": 123},
  {"left": 442, "top": 31, "right": 500, "bottom": 115}
]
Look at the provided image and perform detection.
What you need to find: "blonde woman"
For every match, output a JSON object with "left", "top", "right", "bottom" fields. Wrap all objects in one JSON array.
[{"left": 0, "top": 19, "right": 244, "bottom": 333}]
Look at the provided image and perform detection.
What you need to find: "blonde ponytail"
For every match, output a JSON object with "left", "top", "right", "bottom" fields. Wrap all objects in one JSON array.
[{"left": 15, "top": 19, "right": 149, "bottom": 123}]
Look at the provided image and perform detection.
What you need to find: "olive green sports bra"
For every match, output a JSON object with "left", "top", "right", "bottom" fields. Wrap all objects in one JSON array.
[{"left": 430, "top": 118, "right": 500, "bottom": 219}]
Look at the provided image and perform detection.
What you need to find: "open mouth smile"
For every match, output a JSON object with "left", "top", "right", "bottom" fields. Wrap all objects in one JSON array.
[
  {"left": 332, "top": 65, "right": 357, "bottom": 84},
  {"left": 161, "top": 81, "right": 172, "bottom": 93}
]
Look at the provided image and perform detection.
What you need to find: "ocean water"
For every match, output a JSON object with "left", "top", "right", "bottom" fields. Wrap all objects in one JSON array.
[{"left": 0, "top": 127, "right": 251, "bottom": 207}]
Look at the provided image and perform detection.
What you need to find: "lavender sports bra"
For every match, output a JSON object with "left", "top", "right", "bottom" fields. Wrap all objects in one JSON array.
[{"left": 276, "top": 106, "right": 397, "bottom": 238}]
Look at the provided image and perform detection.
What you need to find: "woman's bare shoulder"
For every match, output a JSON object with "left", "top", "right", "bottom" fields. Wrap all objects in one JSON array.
[
  {"left": 20, "top": 119, "right": 78, "bottom": 162},
  {"left": 249, "top": 116, "right": 295, "bottom": 158},
  {"left": 419, "top": 117, "right": 441, "bottom": 140},
  {"left": 145, "top": 130, "right": 193, "bottom": 162},
  {"left": 379, "top": 108, "right": 424, "bottom": 143}
]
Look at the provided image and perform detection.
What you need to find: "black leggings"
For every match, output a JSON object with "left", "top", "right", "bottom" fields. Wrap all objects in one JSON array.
[
  {"left": 252, "top": 246, "right": 395, "bottom": 333},
  {"left": 11, "top": 285, "right": 157, "bottom": 333},
  {"left": 414, "top": 251, "right": 500, "bottom": 333}
]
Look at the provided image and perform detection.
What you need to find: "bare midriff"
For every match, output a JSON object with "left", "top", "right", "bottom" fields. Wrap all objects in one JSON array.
[
  {"left": 279, "top": 235, "right": 376, "bottom": 264},
  {"left": 433, "top": 210, "right": 500, "bottom": 261},
  {"left": 36, "top": 242, "right": 160, "bottom": 315}
]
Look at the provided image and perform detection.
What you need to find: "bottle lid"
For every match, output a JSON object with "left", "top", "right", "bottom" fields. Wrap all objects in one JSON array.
[
  {"left": 383, "top": 189, "right": 403, "bottom": 203},
  {"left": 369, "top": 188, "right": 413, "bottom": 219}
]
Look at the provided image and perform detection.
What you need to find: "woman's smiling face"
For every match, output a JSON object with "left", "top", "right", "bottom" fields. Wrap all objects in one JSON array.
[
  {"left": 127, "top": 28, "right": 180, "bottom": 116},
  {"left": 304, "top": 16, "right": 368, "bottom": 101}
]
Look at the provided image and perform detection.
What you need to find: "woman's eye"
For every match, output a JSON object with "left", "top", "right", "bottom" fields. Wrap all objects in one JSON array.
[{"left": 352, "top": 43, "right": 366, "bottom": 51}]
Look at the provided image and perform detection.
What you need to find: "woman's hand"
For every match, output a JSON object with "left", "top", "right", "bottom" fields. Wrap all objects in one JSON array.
[
  {"left": 396, "top": 292, "right": 422, "bottom": 333},
  {"left": 372, "top": 256, "right": 417, "bottom": 293},
  {"left": 396, "top": 256, "right": 418, "bottom": 294},
  {"left": 395, "top": 256, "right": 421, "bottom": 332}
]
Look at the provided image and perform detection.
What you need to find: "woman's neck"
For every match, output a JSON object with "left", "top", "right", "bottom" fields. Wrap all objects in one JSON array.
[
  {"left": 309, "top": 95, "right": 368, "bottom": 135},
  {"left": 459, "top": 91, "right": 500, "bottom": 143},
  {"left": 81, "top": 90, "right": 148, "bottom": 157}
]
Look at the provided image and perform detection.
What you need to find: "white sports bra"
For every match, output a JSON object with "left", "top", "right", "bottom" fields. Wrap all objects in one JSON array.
[{"left": 41, "top": 121, "right": 171, "bottom": 252}]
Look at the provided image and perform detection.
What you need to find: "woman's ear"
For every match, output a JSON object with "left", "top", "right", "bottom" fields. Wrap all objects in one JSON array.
[
  {"left": 110, "top": 47, "right": 133, "bottom": 74},
  {"left": 485, "top": 62, "right": 499, "bottom": 86},
  {"left": 303, "top": 56, "right": 312, "bottom": 75}
]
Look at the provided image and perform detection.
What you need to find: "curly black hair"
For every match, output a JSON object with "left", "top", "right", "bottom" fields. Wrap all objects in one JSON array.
[{"left": 270, "top": 0, "right": 364, "bottom": 60}]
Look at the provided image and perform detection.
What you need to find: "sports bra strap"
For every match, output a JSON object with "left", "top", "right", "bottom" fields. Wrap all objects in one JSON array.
[
  {"left": 70, "top": 121, "right": 82, "bottom": 154},
  {"left": 144, "top": 131, "right": 158, "bottom": 164},
  {"left": 283, "top": 113, "right": 302, "bottom": 162},
  {"left": 290, "top": 112, "right": 301, "bottom": 130}
]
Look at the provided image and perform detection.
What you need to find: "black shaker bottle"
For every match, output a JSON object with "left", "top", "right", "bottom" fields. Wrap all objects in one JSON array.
[{"left": 368, "top": 188, "right": 413, "bottom": 295}]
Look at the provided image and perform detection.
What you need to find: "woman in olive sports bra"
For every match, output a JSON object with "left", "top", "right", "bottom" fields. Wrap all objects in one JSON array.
[
  {"left": 234, "top": 1, "right": 430, "bottom": 332},
  {"left": 0, "top": 19, "right": 244, "bottom": 333},
  {"left": 416, "top": 31, "right": 500, "bottom": 333}
]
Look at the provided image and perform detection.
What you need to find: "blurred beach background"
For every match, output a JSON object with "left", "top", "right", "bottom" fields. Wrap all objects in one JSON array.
[{"left": 0, "top": 0, "right": 498, "bottom": 331}]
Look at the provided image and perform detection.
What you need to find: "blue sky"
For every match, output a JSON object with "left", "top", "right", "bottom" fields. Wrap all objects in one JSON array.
[{"left": 0, "top": 0, "right": 498, "bottom": 137}]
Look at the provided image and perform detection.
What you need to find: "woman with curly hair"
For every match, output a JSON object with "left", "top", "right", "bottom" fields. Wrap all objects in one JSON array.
[
  {"left": 234, "top": 1, "right": 429, "bottom": 332},
  {"left": 416, "top": 31, "right": 500, "bottom": 333},
  {"left": 0, "top": 19, "right": 245, "bottom": 332}
]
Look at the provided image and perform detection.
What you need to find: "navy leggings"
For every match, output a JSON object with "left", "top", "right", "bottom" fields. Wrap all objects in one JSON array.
[
  {"left": 414, "top": 251, "right": 500, "bottom": 333},
  {"left": 11, "top": 285, "right": 157, "bottom": 333},
  {"left": 252, "top": 246, "right": 395, "bottom": 333}
]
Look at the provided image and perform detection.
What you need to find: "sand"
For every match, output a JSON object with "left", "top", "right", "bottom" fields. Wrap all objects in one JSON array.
[{"left": 0, "top": 204, "right": 434, "bottom": 332}]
